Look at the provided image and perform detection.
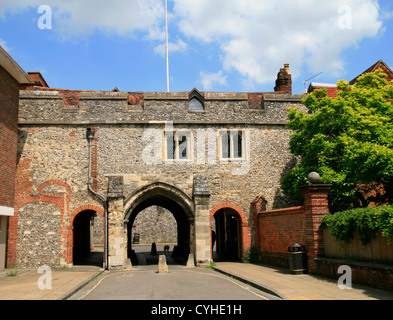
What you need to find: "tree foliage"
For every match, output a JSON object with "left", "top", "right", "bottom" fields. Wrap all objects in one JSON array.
[
  {"left": 320, "top": 205, "right": 393, "bottom": 245},
  {"left": 281, "top": 70, "right": 393, "bottom": 211}
]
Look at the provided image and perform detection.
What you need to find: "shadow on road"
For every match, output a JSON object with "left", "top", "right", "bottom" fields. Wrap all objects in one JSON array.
[{"left": 131, "top": 244, "right": 187, "bottom": 266}]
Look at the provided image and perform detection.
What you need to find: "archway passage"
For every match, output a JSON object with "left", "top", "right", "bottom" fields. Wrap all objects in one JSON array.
[
  {"left": 212, "top": 208, "right": 241, "bottom": 261},
  {"left": 127, "top": 200, "right": 190, "bottom": 266},
  {"left": 125, "top": 184, "right": 194, "bottom": 266},
  {"left": 72, "top": 210, "right": 104, "bottom": 267}
]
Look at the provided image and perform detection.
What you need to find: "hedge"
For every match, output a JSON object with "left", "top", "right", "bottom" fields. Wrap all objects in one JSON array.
[{"left": 320, "top": 205, "right": 393, "bottom": 246}]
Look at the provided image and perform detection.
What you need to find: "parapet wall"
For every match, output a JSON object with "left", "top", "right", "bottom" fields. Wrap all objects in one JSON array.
[{"left": 19, "top": 89, "right": 305, "bottom": 125}]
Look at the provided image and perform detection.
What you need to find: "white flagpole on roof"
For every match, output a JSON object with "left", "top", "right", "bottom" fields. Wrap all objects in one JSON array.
[{"left": 165, "top": 0, "right": 170, "bottom": 92}]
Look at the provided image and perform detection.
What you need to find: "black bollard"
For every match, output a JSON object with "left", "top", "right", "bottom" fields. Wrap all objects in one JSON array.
[{"left": 151, "top": 242, "right": 157, "bottom": 256}]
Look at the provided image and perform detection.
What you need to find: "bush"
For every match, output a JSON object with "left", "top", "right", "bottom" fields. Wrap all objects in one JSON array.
[
  {"left": 243, "top": 246, "right": 259, "bottom": 263},
  {"left": 321, "top": 205, "right": 393, "bottom": 245}
]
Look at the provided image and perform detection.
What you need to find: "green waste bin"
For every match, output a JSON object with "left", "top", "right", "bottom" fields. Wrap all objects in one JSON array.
[{"left": 288, "top": 243, "right": 307, "bottom": 274}]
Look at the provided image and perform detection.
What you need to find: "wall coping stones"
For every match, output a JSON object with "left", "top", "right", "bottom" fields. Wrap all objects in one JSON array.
[
  {"left": 20, "top": 89, "right": 305, "bottom": 103},
  {"left": 20, "top": 90, "right": 62, "bottom": 99},
  {"left": 262, "top": 93, "right": 305, "bottom": 101},
  {"left": 18, "top": 120, "right": 289, "bottom": 126},
  {"left": 79, "top": 91, "right": 128, "bottom": 100}
]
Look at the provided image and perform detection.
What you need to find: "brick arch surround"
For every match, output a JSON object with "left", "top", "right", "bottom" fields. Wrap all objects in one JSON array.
[
  {"left": 209, "top": 201, "right": 251, "bottom": 259},
  {"left": 67, "top": 204, "right": 105, "bottom": 266}
]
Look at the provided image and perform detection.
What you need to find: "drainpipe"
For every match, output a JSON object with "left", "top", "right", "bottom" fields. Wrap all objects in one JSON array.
[{"left": 86, "top": 128, "right": 108, "bottom": 270}]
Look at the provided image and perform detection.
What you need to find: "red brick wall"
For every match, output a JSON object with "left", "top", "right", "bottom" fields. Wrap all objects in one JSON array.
[
  {"left": 254, "top": 185, "right": 393, "bottom": 291},
  {"left": 0, "top": 64, "right": 19, "bottom": 209},
  {"left": 248, "top": 93, "right": 263, "bottom": 109},
  {"left": 314, "top": 258, "right": 393, "bottom": 292},
  {"left": 256, "top": 206, "right": 306, "bottom": 267},
  {"left": 254, "top": 185, "right": 331, "bottom": 268},
  {"left": 310, "top": 86, "right": 338, "bottom": 98}
]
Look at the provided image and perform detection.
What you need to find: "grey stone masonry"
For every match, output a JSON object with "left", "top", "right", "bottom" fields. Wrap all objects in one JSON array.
[{"left": 13, "top": 87, "right": 307, "bottom": 269}]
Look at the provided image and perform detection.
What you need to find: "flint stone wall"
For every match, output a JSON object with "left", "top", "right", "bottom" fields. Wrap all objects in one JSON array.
[{"left": 11, "top": 89, "right": 306, "bottom": 268}]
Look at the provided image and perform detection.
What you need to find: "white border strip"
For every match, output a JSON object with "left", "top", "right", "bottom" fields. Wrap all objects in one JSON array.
[{"left": 0, "top": 206, "right": 14, "bottom": 216}]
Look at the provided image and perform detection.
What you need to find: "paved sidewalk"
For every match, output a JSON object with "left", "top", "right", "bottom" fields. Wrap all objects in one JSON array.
[
  {"left": 213, "top": 262, "right": 393, "bottom": 300},
  {"left": 0, "top": 266, "right": 103, "bottom": 300}
]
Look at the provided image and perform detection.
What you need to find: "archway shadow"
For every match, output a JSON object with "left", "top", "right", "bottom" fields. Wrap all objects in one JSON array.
[
  {"left": 211, "top": 208, "right": 242, "bottom": 262},
  {"left": 72, "top": 209, "right": 105, "bottom": 268},
  {"left": 131, "top": 244, "right": 187, "bottom": 266},
  {"left": 125, "top": 183, "right": 194, "bottom": 267},
  {"left": 73, "top": 245, "right": 104, "bottom": 267}
]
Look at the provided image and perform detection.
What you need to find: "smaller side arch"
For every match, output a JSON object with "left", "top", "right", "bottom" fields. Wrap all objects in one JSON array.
[
  {"left": 66, "top": 204, "right": 105, "bottom": 266},
  {"left": 210, "top": 201, "right": 251, "bottom": 260},
  {"left": 69, "top": 204, "right": 105, "bottom": 225}
]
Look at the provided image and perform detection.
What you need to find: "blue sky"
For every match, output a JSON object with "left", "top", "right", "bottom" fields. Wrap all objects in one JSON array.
[{"left": 0, "top": 0, "right": 392, "bottom": 94}]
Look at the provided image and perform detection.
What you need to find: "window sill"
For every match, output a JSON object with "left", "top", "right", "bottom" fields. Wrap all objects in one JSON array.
[
  {"left": 188, "top": 109, "right": 206, "bottom": 113},
  {"left": 164, "top": 159, "right": 193, "bottom": 164},
  {"left": 219, "top": 158, "right": 247, "bottom": 163}
]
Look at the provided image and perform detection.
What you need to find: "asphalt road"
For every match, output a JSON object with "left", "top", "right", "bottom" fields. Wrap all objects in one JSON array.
[
  {"left": 67, "top": 244, "right": 279, "bottom": 304},
  {"left": 68, "top": 264, "right": 278, "bottom": 301}
]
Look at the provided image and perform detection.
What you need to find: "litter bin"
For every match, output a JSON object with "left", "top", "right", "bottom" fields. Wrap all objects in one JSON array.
[
  {"left": 288, "top": 243, "right": 307, "bottom": 274},
  {"left": 133, "top": 233, "right": 140, "bottom": 244}
]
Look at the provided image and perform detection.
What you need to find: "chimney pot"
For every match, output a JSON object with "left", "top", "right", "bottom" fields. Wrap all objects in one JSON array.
[{"left": 284, "top": 63, "right": 290, "bottom": 74}]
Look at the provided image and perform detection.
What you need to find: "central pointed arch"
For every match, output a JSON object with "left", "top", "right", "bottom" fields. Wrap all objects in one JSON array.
[
  {"left": 123, "top": 182, "right": 195, "bottom": 264},
  {"left": 124, "top": 182, "right": 194, "bottom": 222}
]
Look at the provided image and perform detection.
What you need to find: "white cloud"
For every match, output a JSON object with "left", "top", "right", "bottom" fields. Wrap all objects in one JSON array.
[
  {"left": 173, "top": 0, "right": 383, "bottom": 88},
  {"left": 0, "top": 0, "right": 165, "bottom": 39},
  {"left": 0, "top": 38, "right": 9, "bottom": 52},
  {"left": 381, "top": 10, "right": 393, "bottom": 21},
  {"left": 0, "top": 0, "right": 385, "bottom": 90},
  {"left": 154, "top": 38, "right": 188, "bottom": 56},
  {"left": 198, "top": 70, "right": 227, "bottom": 91}
]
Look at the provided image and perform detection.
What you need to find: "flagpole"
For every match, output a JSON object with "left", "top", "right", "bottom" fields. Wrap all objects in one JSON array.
[{"left": 165, "top": 0, "right": 169, "bottom": 92}]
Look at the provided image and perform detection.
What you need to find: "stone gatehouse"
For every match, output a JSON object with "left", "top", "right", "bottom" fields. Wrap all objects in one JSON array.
[{"left": 7, "top": 65, "right": 307, "bottom": 269}]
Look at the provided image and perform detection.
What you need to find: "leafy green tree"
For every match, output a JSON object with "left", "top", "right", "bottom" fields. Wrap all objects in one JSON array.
[{"left": 281, "top": 70, "right": 393, "bottom": 212}]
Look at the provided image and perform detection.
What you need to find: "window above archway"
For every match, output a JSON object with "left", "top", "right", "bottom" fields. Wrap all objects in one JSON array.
[{"left": 188, "top": 88, "right": 205, "bottom": 111}]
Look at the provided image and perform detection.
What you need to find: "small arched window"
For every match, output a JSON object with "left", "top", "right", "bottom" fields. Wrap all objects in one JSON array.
[
  {"left": 189, "top": 88, "right": 205, "bottom": 111},
  {"left": 189, "top": 97, "right": 204, "bottom": 110}
]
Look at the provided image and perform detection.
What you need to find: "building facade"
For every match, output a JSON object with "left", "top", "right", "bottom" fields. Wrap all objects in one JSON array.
[
  {"left": 308, "top": 59, "right": 393, "bottom": 98},
  {"left": 7, "top": 64, "right": 308, "bottom": 269},
  {"left": 0, "top": 46, "right": 33, "bottom": 271}
]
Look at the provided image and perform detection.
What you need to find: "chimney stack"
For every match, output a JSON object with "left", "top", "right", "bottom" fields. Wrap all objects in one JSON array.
[{"left": 274, "top": 63, "right": 292, "bottom": 94}]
